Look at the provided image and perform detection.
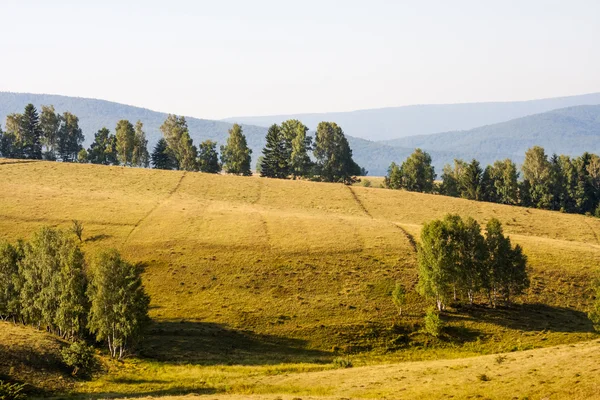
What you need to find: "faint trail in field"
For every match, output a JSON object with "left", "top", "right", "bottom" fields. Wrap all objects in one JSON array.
[
  {"left": 252, "top": 178, "right": 264, "bottom": 204},
  {"left": 392, "top": 223, "right": 418, "bottom": 253},
  {"left": 346, "top": 186, "right": 372, "bottom": 218},
  {"left": 583, "top": 219, "right": 600, "bottom": 245},
  {"left": 124, "top": 171, "right": 187, "bottom": 244}
]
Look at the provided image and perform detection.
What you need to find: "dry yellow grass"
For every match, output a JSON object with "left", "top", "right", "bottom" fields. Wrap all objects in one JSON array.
[{"left": 0, "top": 160, "right": 599, "bottom": 398}]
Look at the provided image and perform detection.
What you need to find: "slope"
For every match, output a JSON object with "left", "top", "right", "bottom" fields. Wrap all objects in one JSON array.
[
  {"left": 383, "top": 105, "right": 600, "bottom": 161},
  {"left": 223, "top": 92, "right": 600, "bottom": 141}
]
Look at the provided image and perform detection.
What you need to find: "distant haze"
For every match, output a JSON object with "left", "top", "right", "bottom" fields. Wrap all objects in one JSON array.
[
  {"left": 223, "top": 93, "right": 600, "bottom": 141},
  {"left": 1, "top": 1, "right": 600, "bottom": 119}
]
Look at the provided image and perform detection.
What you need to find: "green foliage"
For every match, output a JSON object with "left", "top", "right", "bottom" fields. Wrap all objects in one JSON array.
[
  {"left": 57, "top": 111, "right": 84, "bottom": 162},
  {"left": 19, "top": 227, "right": 87, "bottom": 338},
  {"left": 150, "top": 138, "right": 176, "bottom": 170},
  {"left": 61, "top": 340, "right": 95, "bottom": 376},
  {"left": 314, "top": 122, "right": 361, "bottom": 184},
  {"left": 115, "top": 119, "right": 136, "bottom": 166},
  {"left": 418, "top": 215, "right": 529, "bottom": 310},
  {"left": 19, "top": 104, "right": 43, "bottom": 159},
  {"left": 87, "top": 249, "right": 150, "bottom": 359},
  {"left": 332, "top": 356, "right": 353, "bottom": 368},
  {"left": 221, "top": 123, "right": 252, "bottom": 176},
  {"left": 522, "top": 146, "right": 552, "bottom": 209},
  {"left": 87, "top": 128, "right": 119, "bottom": 165},
  {"left": 132, "top": 121, "right": 150, "bottom": 168},
  {"left": 0, "top": 241, "right": 23, "bottom": 320},
  {"left": 385, "top": 162, "right": 402, "bottom": 189},
  {"left": 77, "top": 149, "right": 88, "bottom": 163},
  {"left": 423, "top": 307, "right": 444, "bottom": 337},
  {"left": 281, "top": 119, "right": 313, "bottom": 178},
  {"left": 0, "top": 380, "right": 26, "bottom": 400},
  {"left": 260, "top": 124, "right": 288, "bottom": 178},
  {"left": 459, "top": 159, "right": 483, "bottom": 200},
  {"left": 487, "top": 159, "right": 519, "bottom": 204},
  {"left": 70, "top": 220, "right": 84, "bottom": 242},
  {"left": 391, "top": 282, "right": 406, "bottom": 315},
  {"left": 589, "top": 275, "right": 600, "bottom": 332},
  {"left": 197, "top": 140, "right": 221, "bottom": 173},
  {"left": 159, "top": 115, "right": 198, "bottom": 171},
  {"left": 40, "top": 105, "right": 61, "bottom": 158},
  {"left": 396, "top": 149, "right": 436, "bottom": 193}
]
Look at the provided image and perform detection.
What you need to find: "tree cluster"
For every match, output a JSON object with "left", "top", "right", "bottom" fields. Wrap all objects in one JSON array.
[
  {"left": 0, "top": 104, "right": 84, "bottom": 161},
  {"left": 417, "top": 215, "right": 529, "bottom": 311},
  {"left": 0, "top": 227, "right": 149, "bottom": 359},
  {"left": 260, "top": 120, "right": 363, "bottom": 184},
  {"left": 387, "top": 146, "right": 600, "bottom": 217}
]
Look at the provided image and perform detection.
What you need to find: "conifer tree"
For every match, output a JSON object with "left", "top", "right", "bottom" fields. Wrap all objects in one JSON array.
[
  {"left": 4, "top": 113, "right": 23, "bottom": 158},
  {"left": 151, "top": 138, "right": 177, "bottom": 170},
  {"left": 20, "top": 104, "right": 43, "bottom": 159},
  {"left": 221, "top": 123, "right": 252, "bottom": 175},
  {"left": 260, "top": 124, "right": 288, "bottom": 178},
  {"left": 385, "top": 162, "right": 402, "bottom": 189}
]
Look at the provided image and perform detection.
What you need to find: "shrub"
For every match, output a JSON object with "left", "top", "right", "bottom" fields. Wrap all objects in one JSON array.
[
  {"left": 333, "top": 356, "right": 353, "bottom": 368},
  {"left": 61, "top": 340, "right": 95, "bottom": 376},
  {"left": 361, "top": 179, "right": 372, "bottom": 187},
  {"left": 477, "top": 373, "right": 491, "bottom": 382},
  {"left": 0, "top": 381, "right": 26, "bottom": 400},
  {"left": 70, "top": 220, "right": 84, "bottom": 242},
  {"left": 423, "top": 307, "right": 444, "bottom": 337}
]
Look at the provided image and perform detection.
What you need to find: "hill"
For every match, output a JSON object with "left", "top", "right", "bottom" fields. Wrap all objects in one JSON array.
[
  {"left": 223, "top": 92, "right": 600, "bottom": 141},
  {"left": 0, "top": 160, "right": 599, "bottom": 397},
  {"left": 383, "top": 105, "right": 600, "bottom": 163}
]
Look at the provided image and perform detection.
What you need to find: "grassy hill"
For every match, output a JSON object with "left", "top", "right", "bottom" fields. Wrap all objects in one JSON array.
[
  {"left": 383, "top": 105, "right": 600, "bottom": 162},
  {"left": 223, "top": 92, "right": 600, "bottom": 141},
  {"left": 0, "top": 159, "right": 599, "bottom": 398}
]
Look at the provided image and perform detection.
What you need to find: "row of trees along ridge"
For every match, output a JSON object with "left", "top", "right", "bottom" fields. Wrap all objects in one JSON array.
[{"left": 0, "top": 104, "right": 364, "bottom": 183}]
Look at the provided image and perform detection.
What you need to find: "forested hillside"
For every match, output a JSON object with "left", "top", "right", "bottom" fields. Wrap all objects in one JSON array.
[{"left": 384, "top": 105, "right": 600, "bottom": 160}]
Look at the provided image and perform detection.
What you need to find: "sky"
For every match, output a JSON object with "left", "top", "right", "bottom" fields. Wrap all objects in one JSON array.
[{"left": 1, "top": 0, "right": 599, "bottom": 120}]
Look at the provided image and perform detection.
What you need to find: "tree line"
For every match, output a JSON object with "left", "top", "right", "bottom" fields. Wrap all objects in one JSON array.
[
  {"left": 386, "top": 146, "right": 600, "bottom": 216},
  {"left": 0, "top": 104, "right": 364, "bottom": 183},
  {"left": 0, "top": 226, "right": 149, "bottom": 359},
  {"left": 259, "top": 120, "right": 364, "bottom": 184}
]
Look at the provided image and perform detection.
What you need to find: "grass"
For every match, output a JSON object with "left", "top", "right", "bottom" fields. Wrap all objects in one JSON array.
[{"left": 0, "top": 160, "right": 599, "bottom": 398}]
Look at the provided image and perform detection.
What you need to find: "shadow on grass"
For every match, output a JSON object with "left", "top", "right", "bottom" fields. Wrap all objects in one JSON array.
[
  {"left": 449, "top": 303, "right": 595, "bottom": 333},
  {"left": 77, "top": 387, "right": 218, "bottom": 399},
  {"left": 139, "top": 321, "right": 332, "bottom": 366},
  {"left": 85, "top": 234, "right": 111, "bottom": 242}
]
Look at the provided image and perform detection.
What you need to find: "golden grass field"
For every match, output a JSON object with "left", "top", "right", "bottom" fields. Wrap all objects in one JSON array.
[{"left": 0, "top": 159, "right": 599, "bottom": 399}]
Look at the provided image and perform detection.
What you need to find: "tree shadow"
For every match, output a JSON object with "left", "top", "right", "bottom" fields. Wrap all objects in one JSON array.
[
  {"left": 449, "top": 303, "right": 595, "bottom": 333},
  {"left": 139, "top": 320, "right": 332, "bottom": 366},
  {"left": 73, "top": 387, "right": 217, "bottom": 399},
  {"left": 85, "top": 234, "right": 111, "bottom": 243}
]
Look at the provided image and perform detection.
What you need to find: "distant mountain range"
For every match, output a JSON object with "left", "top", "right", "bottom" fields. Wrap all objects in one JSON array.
[
  {"left": 2, "top": 92, "right": 600, "bottom": 176},
  {"left": 383, "top": 105, "right": 600, "bottom": 162},
  {"left": 223, "top": 93, "right": 600, "bottom": 141}
]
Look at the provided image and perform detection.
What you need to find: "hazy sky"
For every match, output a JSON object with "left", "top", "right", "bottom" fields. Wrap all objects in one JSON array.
[{"left": 1, "top": 0, "right": 599, "bottom": 119}]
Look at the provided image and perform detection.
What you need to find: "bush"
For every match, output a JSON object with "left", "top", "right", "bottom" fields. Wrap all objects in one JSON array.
[
  {"left": 332, "top": 356, "right": 353, "bottom": 368},
  {"left": 423, "top": 307, "right": 444, "bottom": 337},
  {"left": 0, "top": 381, "right": 26, "bottom": 400},
  {"left": 61, "top": 341, "right": 95, "bottom": 376},
  {"left": 361, "top": 179, "right": 372, "bottom": 187}
]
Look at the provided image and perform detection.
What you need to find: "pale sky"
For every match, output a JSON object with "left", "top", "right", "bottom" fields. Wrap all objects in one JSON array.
[{"left": 1, "top": 0, "right": 599, "bottom": 119}]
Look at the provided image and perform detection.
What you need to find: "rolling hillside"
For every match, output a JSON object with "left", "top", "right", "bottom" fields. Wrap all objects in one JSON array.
[
  {"left": 0, "top": 159, "right": 599, "bottom": 397},
  {"left": 223, "top": 92, "right": 600, "bottom": 141},
  {"left": 383, "top": 105, "right": 600, "bottom": 161}
]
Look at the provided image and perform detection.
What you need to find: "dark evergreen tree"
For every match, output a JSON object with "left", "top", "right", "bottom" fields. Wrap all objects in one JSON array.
[
  {"left": 20, "top": 104, "right": 43, "bottom": 159},
  {"left": 459, "top": 159, "right": 483, "bottom": 200},
  {"left": 197, "top": 140, "right": 221, "bottom": 173},
  {"left": 151, "top": 138, "right": 177, "bottom": 170},
  {"left": 260, "top": 124, "right": 288, "bottom": 178}
]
